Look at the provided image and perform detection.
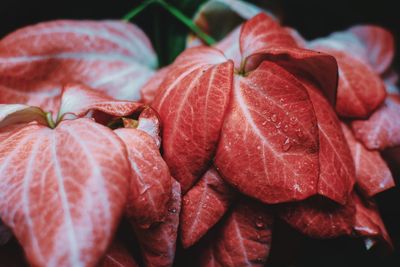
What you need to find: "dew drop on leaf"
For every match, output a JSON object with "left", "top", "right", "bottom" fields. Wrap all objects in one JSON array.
[
  {"left": 255, "top": 216, "right": 265, "bottom": 228},
  {"left": 271, "top": 114, "right": 277, "bottom": 122},
  {"left": 282, "top": 138, "right": 291, "bottom": 151}
]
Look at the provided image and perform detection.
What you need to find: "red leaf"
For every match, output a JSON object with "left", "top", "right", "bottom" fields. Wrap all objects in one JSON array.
[
  {"left": 353, "top": 192, "right": 393, "bottom": 250},
  {"left": 99, "top": 241, "right": 138, "bottom": 267},
  {"left": 140, "top": 66, "right": 171, "bottom": 104},
  {"left": 280, "top": 196, "right": 355, "bottom": 239},
  {"left": 281, "top": 190, "right": 393, "bottom": 245},
  {"left": 240, "top": 13, "right": 297, "bottom": 65},
  {"left": 331, "top": 50, "right": 386, "bottom": 118},
  {"left": 302, "top": 79, "right": 355, "bottom": 204},
  {"left": 351, "top": 94, "right": 400, "bottom": 149},
  {"left": 180, "top": 167, "right": 234, "bottom": 248},
  {"left": 0, "top": 118, "right": 131, "bottom": 267},
  {"left": 132, "top": 179, "right": 181, "bottom": 267},
  {"left": 341, "top": 123, "right": 395, "bottom": 197},
  {"left": 239, "top": 14, "right": 338, "bottom": 105},
  {"left": 215, "top": 61, "right": 319, "bottom": 204},
  {"left": 309, "top": 30, "right": 388, "bottom": 117},
  {"left": 152, "top": 47, "right": 234, "bottom": 192},
  {"left": 0, "top": 20, "right": 156, "bottom": 112},
  {"left": 199, "top": 199, "right": 273, "bottom": 267},
  {"left": 58, "top": 83, "right": 142, "bottom": 120},
  {"left": 115, "top": 128, "right": 172, "bottom": 228}
]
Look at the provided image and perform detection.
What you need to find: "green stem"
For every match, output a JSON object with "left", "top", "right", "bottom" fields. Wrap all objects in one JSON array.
[
  {"left": 123, "top": 0, "right": 216, "bottom": 46},
  {"left": 123, "top": 0, "right": 156, "bottom": 21},
  {"left": 46, "top": 112, "right": 56, "bottom": 129},
  {"left": 156, "top": 0, "right": 216, "bottom": 46}
]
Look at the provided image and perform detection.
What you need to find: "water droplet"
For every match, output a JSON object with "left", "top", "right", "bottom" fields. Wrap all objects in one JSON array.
[
  {"left": 283, "top": 124, "right": 289, "bottom": 132},
  {"left": 256, "top": 145, "right": 261, "bottom": 150},
  {"left": 169, "top": 208, "right": 177, "bottom": 213},
  {"left": 275, "top": 122, "right": 281, "bottom": 129},
  {"left": 255, "top": 216, "right": 265, "bottom": 228},
  {"left": 290, "top": 117, "right": 298, "bottom": 125},
  {"left": 282, "top": 138, "right": 291, "bottom": 151},
  {"left": 279, "top": 98, "right": 285, "bottom": 103},
  {"left": 262, "top": 121, "right": 267, "bottom": 126},
  {"left": 296, "top": 129, "right": 304, "bottom": 138},
  {"left": 202, "top": 204, "right": 208, "bottom": 209},
  {"left": 271, "top": 114, "right": 277, "bottom": 122}
]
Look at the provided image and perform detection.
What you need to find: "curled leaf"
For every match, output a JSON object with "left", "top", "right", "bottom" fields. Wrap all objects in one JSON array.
[{"left": 180, "top": 167, "right": 234, "bottom": 248}]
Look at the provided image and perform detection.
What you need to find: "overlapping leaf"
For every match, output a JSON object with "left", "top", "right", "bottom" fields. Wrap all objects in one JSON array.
[
  {"left": 198, "top": 199, "right": 273, "bottom": 267},
  {"left": 0, "top": 20, "right": 157, "bottom": 112},
  {"left": 300, "top": 79, "right": 355, "bottom": 204},
  {"left": 180, "top": 167, "right": 234, "bottom": 247},
  {"left": 152, "top": 47, "right": 234, "bottom": 192},
  {"left": 341, "top": 123, "right": 395, "bottom": 196},
  {"left": 351, "top": 94, "right": 400, "bottom": 149},
  {"left": 215, "top": 61, "right": 319, "bottom": 203},
  {"left": 132, "top": 179, "right": 181, "bottom": 267}
]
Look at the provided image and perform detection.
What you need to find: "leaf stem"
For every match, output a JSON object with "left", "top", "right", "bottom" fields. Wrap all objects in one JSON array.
[
  {"left": 156, "top": 0, "right": 216, "bottom": 45},
  {"left": 46, "top": 112, "right": 56, "bottom": 129},
  {"left": 123, "top": 0, "right": 156, "bottom": 21},
  {"left": 123, "top": 0, "right": 216, "bottom": 46}
]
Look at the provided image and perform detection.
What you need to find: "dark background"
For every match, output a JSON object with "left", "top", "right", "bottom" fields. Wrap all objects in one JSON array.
[{"left": 1, "top": 1, "right": 399, "bottom": 266}]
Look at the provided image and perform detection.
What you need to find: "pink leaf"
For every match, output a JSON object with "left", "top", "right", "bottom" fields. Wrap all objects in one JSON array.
[
  {"left": 331, "top": 50, "right": 386, "bottom": 118},
  {"left": 341, "top": 123, "right": 395, "bottom": 197},
  {"left": 140, "top": 66, "right": 171, "bottom": 104},
  {"left": 0, "top": 20, "right": 156, "bottom": 112},
  {"left": 215, "top": 61, "right": 319, "bottom": 204},
  {"left": 180, "top": 167, "right": 234, "bottom": 248},
  {"left": 0, "top": 118, "right": 131, "bottom": 267},
  {"left": 351, "top": 94, "right": 400, "bottom": 149},
  {"left": 199, "top": 199, "right": 273, "bottom": 267},
  {"left": 301, "top": 79, "right": 355, "bottom": 204},
  {"left": 58, "top": 83, "right": 142, "bottom": 120},
  {"left": 132, "top": 179, "right": 181, "bottom": 267},
  {"left": 152, "top": 47, "right": 234, "bottom": 192},
  {"left": 115, "top": 128, "right": 171, "bottom": 228},
  {"left": 307, "top": 25, "right": 394, "bottom": 75}
]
